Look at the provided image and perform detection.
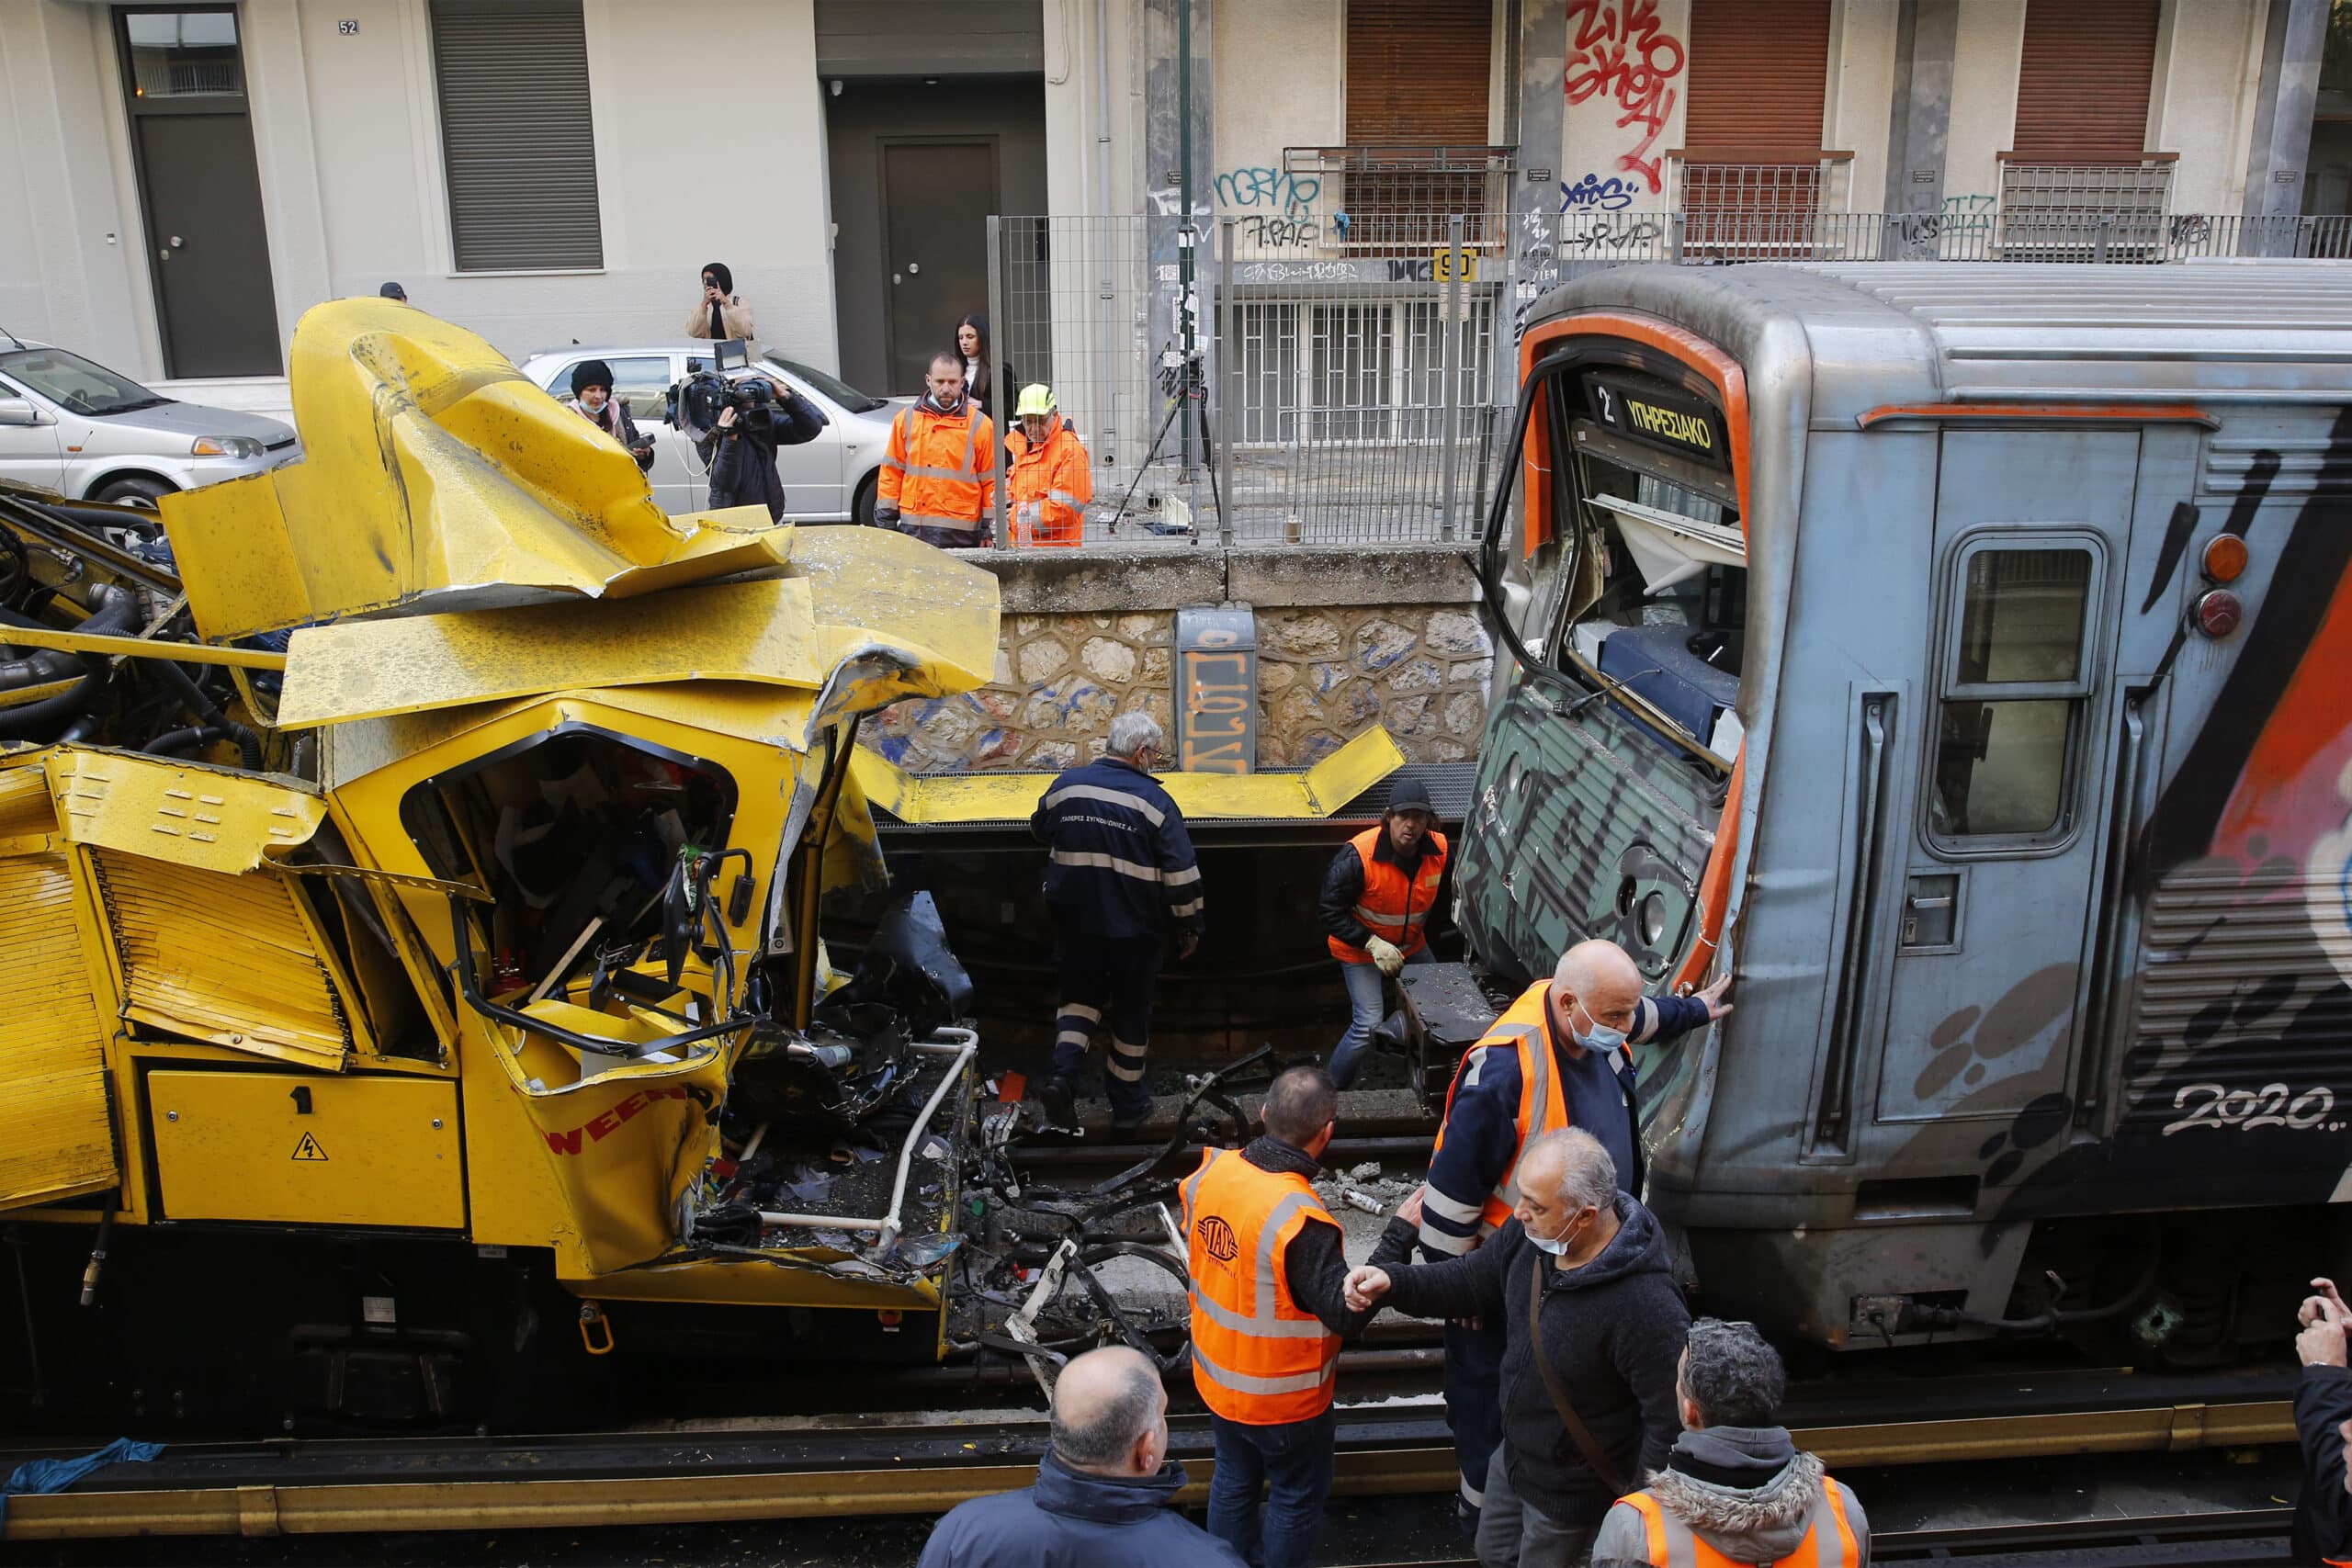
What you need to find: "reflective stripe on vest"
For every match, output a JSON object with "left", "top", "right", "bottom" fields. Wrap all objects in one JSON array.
[
  {"left": 1327, "top": 827, "right": 1449, "bottom": 964},
  {"left": 1181, "top": 1147, "right": 1341, "bottom": 1424},
  {"left": 1620, "top": 1476, "right": 1860, "bottom": 1568},
  {"left": 1429, "top": 980, "right": 1564, "bottom": 1233}
]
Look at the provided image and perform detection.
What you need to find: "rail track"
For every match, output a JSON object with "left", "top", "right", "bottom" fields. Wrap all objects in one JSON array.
[{"left": 0, "top": 1364, "right": 2301, "bottom": 1542}]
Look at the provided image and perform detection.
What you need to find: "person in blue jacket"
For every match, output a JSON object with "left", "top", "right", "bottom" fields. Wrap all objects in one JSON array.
[
  {"left": 918, "top": 1346, "right": 1246, "bottom": 1568},
  {"left": 1031, "top": 710, "right": 1204, "bottom": 1130}
]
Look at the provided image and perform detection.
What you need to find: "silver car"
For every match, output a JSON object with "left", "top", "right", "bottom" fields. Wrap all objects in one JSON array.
[
  {"left": 0, "top": 342, "right": 300, "bottom": 505},
  {"left": 517, "top": 345, "right": 910, "bottom": 523}
]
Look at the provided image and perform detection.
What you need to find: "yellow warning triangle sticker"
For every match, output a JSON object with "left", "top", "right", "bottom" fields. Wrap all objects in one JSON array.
[{"left": 291, "top": 1132, "right": 328, "bottom": 1162}]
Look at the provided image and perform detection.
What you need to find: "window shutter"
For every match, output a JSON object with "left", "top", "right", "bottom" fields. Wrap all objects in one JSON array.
[
  {"left": 1684, "top": 0, "right": 1832, "bottom": 158},
  {"left": 430, "top": 0, "right": 602, "bottom": 271},
  {"left": 2013, "top": 0, "right": 2159, "bottom": 162},
  {"left": 1344, "top": 0, "right": 1492, "bottom": 145}
]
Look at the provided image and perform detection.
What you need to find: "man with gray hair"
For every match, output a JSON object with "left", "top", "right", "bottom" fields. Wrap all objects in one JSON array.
[
  {"left": 1031, "top": 710, "right": 1204, "bottom": 1130},
  {"left": 1346, "top": 1128, "right": 1690, "bottom": 1566},
  {"left": 1413, "top": 938, "right": 1731, "bottom": 1537},
  {"left": 1591, "top": 1320, "right": 1869, "bottom": 1567},
  {"left": 918, "top": 1345, "right": 1244, "bottom": 1566}
]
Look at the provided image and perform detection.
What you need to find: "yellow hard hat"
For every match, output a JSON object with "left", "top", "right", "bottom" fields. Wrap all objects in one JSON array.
[{"left": 1014, "top": 383, "right": 1057, "bottom": 417}]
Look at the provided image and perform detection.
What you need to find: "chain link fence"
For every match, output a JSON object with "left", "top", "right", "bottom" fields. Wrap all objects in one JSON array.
[{"left": 985, "top": 209, "right": 2352, "bottom": 550}]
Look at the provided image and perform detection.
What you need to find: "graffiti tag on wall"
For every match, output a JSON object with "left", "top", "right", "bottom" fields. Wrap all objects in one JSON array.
[
  {"left": 1215, "top": 166, "right": 1321, "bottom": 220},
  {"left": 1562, "top": 173, "right": 1638, "bottom": 212},
  {"left": 1565, "top": 0, "right": 1685, "bottom": 195}
]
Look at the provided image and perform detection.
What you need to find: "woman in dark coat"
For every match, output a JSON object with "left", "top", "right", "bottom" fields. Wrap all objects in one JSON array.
[{"left": 956, "top": 311, "right": 1014, "bottom": 420}]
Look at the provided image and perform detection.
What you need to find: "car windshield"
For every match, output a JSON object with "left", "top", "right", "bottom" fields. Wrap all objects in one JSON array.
[
  {"left": 766, "top": 358, "right": 888, "bottom": 413},
  {"left": 0, "top": 347, "right": 171, "bottom": 417}
]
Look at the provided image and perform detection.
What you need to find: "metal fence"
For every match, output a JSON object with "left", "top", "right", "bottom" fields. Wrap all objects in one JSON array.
[{"left": 985, "top": 209, "right": 2352, "bottom": 550}]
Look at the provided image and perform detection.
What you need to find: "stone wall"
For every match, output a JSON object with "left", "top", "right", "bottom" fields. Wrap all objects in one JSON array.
[{"left": 865, "top": 545, "right": 1494, "bottom": 773}]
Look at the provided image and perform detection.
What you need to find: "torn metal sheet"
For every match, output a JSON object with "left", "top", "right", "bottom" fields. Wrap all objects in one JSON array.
[
  {"left": 848, "top": 723, "right": 1407, "bottom": 825},
  {"left": 45, "top": 748, "right": 325, "bottom": 874},
  {"left": 158, "top": 299, "right": 797, "bottom": 640},
  {"left": 276, "top": 577, "right": 825, "bottom": 728},
  {"left": 791, "top": 526, "right": 1001, "bottom": 716}
]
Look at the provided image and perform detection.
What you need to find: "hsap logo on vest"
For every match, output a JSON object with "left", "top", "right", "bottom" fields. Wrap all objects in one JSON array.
[{"left": 1197, "top": 1215, "right": 1240, "bottom": 1263}]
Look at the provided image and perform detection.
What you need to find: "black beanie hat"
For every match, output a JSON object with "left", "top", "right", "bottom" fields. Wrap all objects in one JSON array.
[
  {"left": 571, "top": 358, "right": 615, "bottom": 397},
  {"left": 1385, "top": 777, "right": 1435, "bottom": 817},
  {"left": 701, "top": 261, "right": 733, "bottom": 295}
]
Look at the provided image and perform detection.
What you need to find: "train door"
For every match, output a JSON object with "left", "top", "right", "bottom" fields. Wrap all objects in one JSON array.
[{"left": 1872, "top": 430, "right": 2138, "bottom": 1129}]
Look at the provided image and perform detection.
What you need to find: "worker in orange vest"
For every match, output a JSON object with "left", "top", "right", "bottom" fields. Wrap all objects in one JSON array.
[
  {"left": 1182, "top": 1066, "right": 1410, "bottom": 1568},
  {"left": 876, "top": 351, "right": 997, "bottom": 547},
  {"left": 1589, "top": 1319, "right": 1870, "bottom": 1568},
  {"left": 1320, "top": 777, "right": 1447, "bottom": 1089},
  {"left": 1417, "top": 941, "right": 1733, "bottom": 1539},
  {"left": 1006, "top": 384, "right": 1092, "bottom": 547}
]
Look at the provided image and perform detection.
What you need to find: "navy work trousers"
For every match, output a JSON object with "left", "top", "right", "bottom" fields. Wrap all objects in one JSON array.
[
  {"left": 1443, "top": 1313, "right": 1508, "bottom": 1532},
  {"left": 1048, "top": 931, "right": 1160, "bottom": 1122}
]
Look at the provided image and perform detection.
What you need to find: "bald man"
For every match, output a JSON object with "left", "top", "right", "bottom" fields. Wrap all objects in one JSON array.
[
  {"left": 1415, "top": 939, "right": 1730, "bottom": 1537},
  {"left": 919, "top": 1346, "right": 1245, "bottom": 1567}
]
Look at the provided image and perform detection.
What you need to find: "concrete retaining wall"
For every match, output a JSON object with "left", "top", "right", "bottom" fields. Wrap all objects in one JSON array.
[{"left": 868, "top": 544, "right": 1495, "bottom": 772}]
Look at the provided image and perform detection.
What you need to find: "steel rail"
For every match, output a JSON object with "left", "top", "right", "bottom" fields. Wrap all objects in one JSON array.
[{"left": 0, "top": 1396, "right": 2295, "bottom": 1541}]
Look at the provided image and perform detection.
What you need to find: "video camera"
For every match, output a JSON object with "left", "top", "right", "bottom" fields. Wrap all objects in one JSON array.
[{"left": 667, "top": 339, "right": 808, "bottom": 445}]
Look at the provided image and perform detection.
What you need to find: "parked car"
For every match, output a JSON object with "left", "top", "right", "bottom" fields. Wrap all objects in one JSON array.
[
  {"left": 0, "top": 342, "right": 300, "bottom": 506},
  {"left": 516, "top": 345, "right": 911, "bottom": 523}
]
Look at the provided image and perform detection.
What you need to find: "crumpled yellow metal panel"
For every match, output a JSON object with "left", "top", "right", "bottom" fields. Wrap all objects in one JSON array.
[
  {"left": 157, "top": 299, "right": 797, "bottom": 639},
  {"left": 848, "top": 722, "right": 1407, "bottom": 824},
  {"left": 89, "top": 850, "right": 353, "bottom": 1071},
  {"left": 791, "top": 526, "right": 1001, "bottom": 717},
  {"left": 275, "top": 577, "right": 824, "bottom": 728},
  {"left": 0, "top": 763, "right": 117, "bottom": 1209},
  {"left": 44, "top": 749, "right": 324, "bottom": 873}
]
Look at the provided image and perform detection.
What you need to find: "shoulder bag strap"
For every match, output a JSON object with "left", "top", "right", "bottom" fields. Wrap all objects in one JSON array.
[{"left": 1527, "top": 1257, "right": 1632, "bottom": 1497}]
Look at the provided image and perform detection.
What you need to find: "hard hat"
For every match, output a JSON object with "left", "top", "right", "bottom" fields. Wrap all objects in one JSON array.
[{"left": 1014, "top": 384, "right": 1057, "bottom": 417}]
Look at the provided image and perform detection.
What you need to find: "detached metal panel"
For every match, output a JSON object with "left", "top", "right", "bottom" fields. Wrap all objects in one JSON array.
[
  {"left": 428, "top": 0, "right": 602, "bottom": 271},
  {"left": 0, "top": 767, "right": 116, "bottom": 1208}
]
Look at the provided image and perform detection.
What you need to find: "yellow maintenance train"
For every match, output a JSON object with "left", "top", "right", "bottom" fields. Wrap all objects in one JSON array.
[{"left": 0, "top": 301, "right": 1008, "bottom": 1427}]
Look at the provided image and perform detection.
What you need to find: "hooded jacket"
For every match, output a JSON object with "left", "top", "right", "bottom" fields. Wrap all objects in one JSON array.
[
  {"left": 1378, "top": 1193, "right": 1688, "bottom": 1522},
  {"left": 917, "top": 1452, "right": 1246, "bottom": 1568},
  {"left": 1590, "top": 1426, "right": 1872, "bottom": 1567}
]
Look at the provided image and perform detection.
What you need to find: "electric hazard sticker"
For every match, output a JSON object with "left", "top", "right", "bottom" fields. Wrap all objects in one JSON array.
[{"left": 291, "top": 1132, "right": 328, "bottom": 1161}]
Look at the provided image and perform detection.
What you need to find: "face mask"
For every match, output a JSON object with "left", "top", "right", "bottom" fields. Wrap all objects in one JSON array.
[
  {"left": 1566, "top": 998, "right": 1628, "bottom": 1054},
  {"left": 1527, "top": 1215, "right": 1586, "bottom": 1257}
]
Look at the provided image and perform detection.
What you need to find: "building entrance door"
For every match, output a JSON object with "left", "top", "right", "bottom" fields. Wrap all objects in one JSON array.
[
  {"left": 881, "top": 140, "right": 999, "bottom": 393},
  {"left": 116, "top": 8, "right": 282, "bottom": 378}
]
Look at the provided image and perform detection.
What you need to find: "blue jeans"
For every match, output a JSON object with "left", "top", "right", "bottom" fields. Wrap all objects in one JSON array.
[
  {"left": 1206, "top": 1405, "right": 1337, "bottom": 1568},
  {"left": 1327, "top": 947, "right": 1433, "bottom": 1089}
]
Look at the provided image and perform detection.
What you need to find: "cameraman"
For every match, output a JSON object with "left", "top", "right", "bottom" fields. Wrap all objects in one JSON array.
[{"left": 698, "top": 373, "right": 823, "bottom": 522}]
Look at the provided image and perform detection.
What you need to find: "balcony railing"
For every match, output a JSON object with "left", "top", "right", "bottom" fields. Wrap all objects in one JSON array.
[
  {"left": 1279, "top": 145, "right": 1517, "bottom": 254},
  {"left": 1669, "top": 151, "right": 1855, "bottom": 217}
]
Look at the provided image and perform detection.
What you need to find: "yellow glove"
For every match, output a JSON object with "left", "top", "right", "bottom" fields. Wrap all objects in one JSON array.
[{"left": 1364, "top": 936, "right": 1406, "bottom": 977}]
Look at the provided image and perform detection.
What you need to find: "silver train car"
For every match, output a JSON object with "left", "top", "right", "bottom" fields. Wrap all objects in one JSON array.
[{"left": 1451, "top": 262, "right": 2352, "bottom": 1358}]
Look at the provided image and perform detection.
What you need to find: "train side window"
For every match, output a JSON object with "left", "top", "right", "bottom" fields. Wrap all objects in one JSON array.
[{"left": 1928, "top": 544, "right": 2098, "bottom": 844}]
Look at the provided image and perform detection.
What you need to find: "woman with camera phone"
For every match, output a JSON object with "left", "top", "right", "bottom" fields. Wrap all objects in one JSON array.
[{"left": 688, "top": 262, "right": 755, "bottom": 342}]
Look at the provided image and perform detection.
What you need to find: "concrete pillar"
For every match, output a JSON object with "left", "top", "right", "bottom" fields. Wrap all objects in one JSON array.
[
  {"left": 1508, "top": 0, "right": 1565, "bottom": 373},
  {"left": 2242, "top": 0, "right": 2328, "bottom": 232},
  {"left": 1885, "top": 0, "right": 1962, "bottom": 254}
]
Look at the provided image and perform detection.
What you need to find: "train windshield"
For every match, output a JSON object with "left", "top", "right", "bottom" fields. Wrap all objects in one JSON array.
[{"left": 1486, "top": 355, "right": 1746, "bottom": 765}]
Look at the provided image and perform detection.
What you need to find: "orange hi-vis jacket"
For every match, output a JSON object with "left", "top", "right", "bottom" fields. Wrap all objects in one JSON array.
[
  {"left": 1430, "top": 980, "right": 1573, "bottom": 1234},
  {"left": 1180, "top": 1146, "right": 1342, "bottom": 1425},
  {"left": 1005, "top": 413, "right": 1092, "bottom": 547},
  {"left": 1327, "top": 827, "right": 1448, "bottom": 964},
  {"left": 881, "top": 400, "right": 996, "bottom": 535},
  {"left": 1614, "top": 1475, "right": 1863, "bottom": 1567}
]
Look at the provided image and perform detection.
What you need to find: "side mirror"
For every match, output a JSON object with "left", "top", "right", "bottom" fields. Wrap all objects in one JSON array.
[{"left": 0, "top": 398, "right": 45, "bottom": 428}]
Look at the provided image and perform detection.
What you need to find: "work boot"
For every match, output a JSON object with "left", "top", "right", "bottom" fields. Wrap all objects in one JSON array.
[
  {"left": 1036, "top": 1077, "right": 1077, "bottom": 1130},
  {"left": 1110, "top": 1103, "right": 1151, "bottom": 1134}
]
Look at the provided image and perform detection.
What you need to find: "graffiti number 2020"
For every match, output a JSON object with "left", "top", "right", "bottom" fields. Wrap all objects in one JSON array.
[{"left": 2161, "top": 1081, "right": 2339, "bottom": 1135}]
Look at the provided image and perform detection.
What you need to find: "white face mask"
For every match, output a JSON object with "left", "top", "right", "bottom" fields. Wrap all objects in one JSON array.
[
  {"left": 1524, "top": 1209, "right": 1588, "bottom": 1257},
  {"left": 1566, "top": 996, "right": 1629, "bottom": 1054}
]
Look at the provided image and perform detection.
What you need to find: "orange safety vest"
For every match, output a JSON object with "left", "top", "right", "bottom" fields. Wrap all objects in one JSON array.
[
  {"left": 1005, "top": 415, "right": 1093, "bottom": 547},
  {"left": 881, "top": 401, "right": 997, "bottom": 534},
  {"left": 1617, "top": 1475, "right": 1862, "bottom": 1568},
  {"left": 1430, "top": 980, "right": 1574, "bottom": 1233},
  {"left": 1180, "top": 1147, "right": 1341, "bottom": 1425},
  {"left": 1327, "top": 827, "right": 1448, "bottom": 964}
]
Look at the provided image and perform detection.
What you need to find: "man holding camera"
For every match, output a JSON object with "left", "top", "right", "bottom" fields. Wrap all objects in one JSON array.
[
  {"left": 694, "top": 372, "right": 822, "bottom": 522},
  {"left": 877, "top": 352, "right": 997, "bottom": 547}
]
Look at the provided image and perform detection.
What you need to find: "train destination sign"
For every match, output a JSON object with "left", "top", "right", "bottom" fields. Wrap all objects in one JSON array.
[{"left": 1587, "top": 374, "right": 1728, "bottom": 468}]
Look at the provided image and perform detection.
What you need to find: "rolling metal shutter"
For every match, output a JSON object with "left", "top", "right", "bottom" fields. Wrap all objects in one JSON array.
[
  {"left": 1345, "top": 0, "right": 1492, "bottom": 144},
  {"left": 2013, "top": 0, "right": 2159, "bottom": 161},
  {"left": 1683, "top": 0, "right": 1832, "bottom": 158},
  {"left": 429, "top": 0, "right": 602, "bottom": 271}
]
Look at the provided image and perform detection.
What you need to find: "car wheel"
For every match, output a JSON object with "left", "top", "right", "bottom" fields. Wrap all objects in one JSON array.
[
  {"left": 91, "top": 476, "right": 173, "bottom": 510},
  {"left": 853, "top": 472, "right": 879, "bottom": 528}
]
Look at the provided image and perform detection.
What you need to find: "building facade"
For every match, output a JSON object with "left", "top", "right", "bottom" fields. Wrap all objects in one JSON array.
[{"left": 1, "top": 0, "right": 2338, "bottom": 393}]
